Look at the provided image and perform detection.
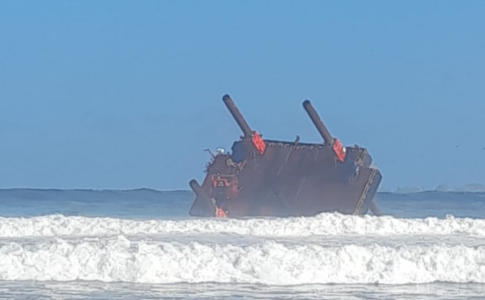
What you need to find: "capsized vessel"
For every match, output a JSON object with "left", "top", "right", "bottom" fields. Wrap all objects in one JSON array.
[{"left": 188, "top": 94, "right": 382, "bottom": 218}]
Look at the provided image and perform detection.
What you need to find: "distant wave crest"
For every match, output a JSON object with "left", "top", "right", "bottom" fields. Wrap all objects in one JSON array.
[{"left": 0, "top": 213, "right": 484, "bottom": 238}]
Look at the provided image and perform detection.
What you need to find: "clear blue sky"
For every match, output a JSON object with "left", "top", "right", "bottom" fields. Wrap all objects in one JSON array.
[{"left": 0, "top": 1, "right": 484, "bottom": 191}]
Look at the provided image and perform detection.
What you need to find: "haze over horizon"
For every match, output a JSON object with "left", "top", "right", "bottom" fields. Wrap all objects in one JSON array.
[
  {"left": 2, "top": 183, "right": 485, "bottom": 195},
  {"left": 1, "top": 1, "right": 484, "bottom": 191}
]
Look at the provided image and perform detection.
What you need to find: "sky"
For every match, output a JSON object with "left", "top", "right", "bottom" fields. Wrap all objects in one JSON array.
[{"left": 0, "top": 0, "right": 484, "bottom": 191}]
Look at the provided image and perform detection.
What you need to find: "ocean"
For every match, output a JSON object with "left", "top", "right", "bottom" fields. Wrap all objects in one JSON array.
[{"left": 0, "top": 188, "right": 484, "bottom": 299}]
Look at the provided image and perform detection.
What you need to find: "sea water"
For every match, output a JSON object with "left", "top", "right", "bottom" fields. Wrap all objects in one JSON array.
[{"left": 0, "top": 188, "right": 484, "bottom": 299}]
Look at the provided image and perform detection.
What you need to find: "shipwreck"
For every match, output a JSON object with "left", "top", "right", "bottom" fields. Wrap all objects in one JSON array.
[{"left": 188, "top": 94, "right": 382, "bottom": 218}]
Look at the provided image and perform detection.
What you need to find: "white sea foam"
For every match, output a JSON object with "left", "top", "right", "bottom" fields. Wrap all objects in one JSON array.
[
  {"left": 0, "top": 236, "right": 484, "bottom": 285},
  {"left": 0, "top": 213, "right": 484, "bottom": 238}
]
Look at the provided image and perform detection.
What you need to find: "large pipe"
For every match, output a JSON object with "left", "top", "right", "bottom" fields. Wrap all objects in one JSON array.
[
  {"left": 222, "top": 94, "right": 252, "bottom": 137},
  {"left": 302, "top": 100, "right": 334, "bottom": 146}
]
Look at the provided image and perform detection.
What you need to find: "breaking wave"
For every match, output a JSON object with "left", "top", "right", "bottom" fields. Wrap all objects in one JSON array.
[
  {"left": 1, "top": 213, "right": 485, "bottom": 238},
  {"left": 0, "top": 236, "right": 484, "bottom": 285}
]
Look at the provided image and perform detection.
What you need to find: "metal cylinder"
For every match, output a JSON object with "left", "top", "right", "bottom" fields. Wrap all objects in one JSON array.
[
  {"left": 222, "top": 94, "right": 252, "bottom": 137},
  {"left": 302, "top": 100, "right": 334, "bottom": 145}
]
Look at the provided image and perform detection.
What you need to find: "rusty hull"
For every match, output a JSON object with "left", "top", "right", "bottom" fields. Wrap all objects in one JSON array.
[{"left": 188, "top": 94, "right": 382, "bottom": 218}]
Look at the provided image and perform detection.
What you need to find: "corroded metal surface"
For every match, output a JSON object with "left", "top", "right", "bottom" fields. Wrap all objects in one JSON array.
[{"left": 188, "top": 94, "right": 382, "bottom": 218}]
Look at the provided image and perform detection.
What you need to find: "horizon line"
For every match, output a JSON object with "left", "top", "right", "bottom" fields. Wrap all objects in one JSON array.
[{"left": 1, "top": 185, "right": 484, "bottom": 194}]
